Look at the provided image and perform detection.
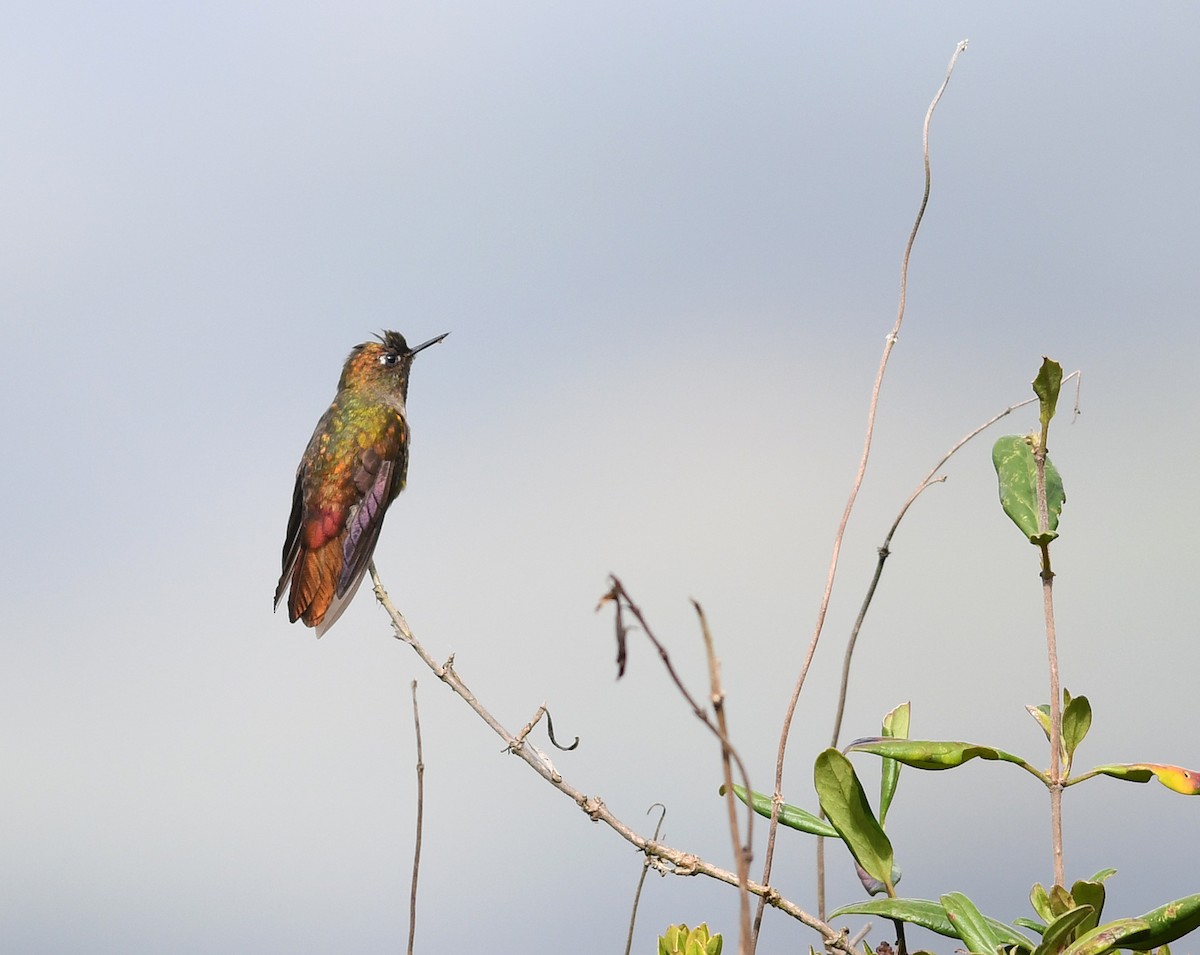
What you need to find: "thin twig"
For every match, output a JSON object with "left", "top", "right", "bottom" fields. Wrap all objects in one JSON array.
[
  {"left": 695, "top": 599, "right": 753, "bottom": 955},
  {"left": 367, "top": 563, "right": 857, "bottom": 953},
  {"left": 407, "top": 680, "right": 424, "bottom": 955},
  {"left": 758, "top": 39, "right": 968, "bottom": 939},
  {"left": 848, "top": 924, "right": 873, "bottom": 949},
  {"left": 624, "top": 804, "right": 668, "bottom": 955}
]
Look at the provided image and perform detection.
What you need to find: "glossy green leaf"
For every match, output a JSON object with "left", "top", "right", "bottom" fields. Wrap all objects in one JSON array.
[
  {"left": 1062, "top": 696, "right": 1092, "bottom": 764},
  {"left": 1091, "top": 764, "right": 1154, "bottom": 784},
  {"left": 1063, "top": 919, "right": 1151, "bottom": 955},
  {"left": 1122, "top": 894, "right": 1200, "bottom": 950},
  {"left": 814, "top": 749, "right": 893, "bottom": 888},
  {"left": 943, "top": 891, "right": 1006, "bottom": 955},
  {"left": 1033, "top": 357, "right": 1063, "bottom": 434},
  {"left": 1031, "top": 884, "right": 1054, "bottom": 925},
  {"left": 992, "top": 435, "right": 1066, "bottom": 545},
  {"left": 879, "top": 701, "right": 911, "bottom": 826},
  {"left": 1016, "top": 918, "right": 1047, "bottom": 937},
  {"left": 846, "top": 737, "right": 1039, "bottom": 777},
  {"left": 829, "top": 898, "right": 1032, "bottom": 951},
  {"left": 1070, "top": 881, "right": 1106, "bottom": 933},
  {"left": 1027, "top": 690, "right": 1087, "bottom": 771},
  {"left": 659, "top": 924, "right": 723, "bottom": 955},
  {"left": 723, "top": 783, "right": 839, "bottom": 838},
  {"left": 1035, "top": 906, "right": 1094, "bottom": 955},
  {"left": 1089, "top": 869, "right": 1117, "bottom": 884}
]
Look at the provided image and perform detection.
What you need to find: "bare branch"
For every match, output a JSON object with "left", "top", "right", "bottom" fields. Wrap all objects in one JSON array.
[
  {"left": 695, "top": 599, "right": 752, "bottom": 954},
  {"left": 758, "top": 39, "right": 969, "bottom": 939}
]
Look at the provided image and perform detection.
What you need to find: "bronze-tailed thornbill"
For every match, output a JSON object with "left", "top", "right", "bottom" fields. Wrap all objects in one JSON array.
[{"left": 275, "top": 330, "right": 448, "bottom": 635}]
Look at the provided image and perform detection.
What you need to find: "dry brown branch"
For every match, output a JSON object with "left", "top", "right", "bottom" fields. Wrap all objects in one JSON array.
[
  {"left": 368, "top": 563, "right": 856, "bottom": 954},
  {"left": 757, "top": 39, "right": 969, "bottom": 939},
  {"left": 695, "top": 599, "right": 752, "bottom": 954}
]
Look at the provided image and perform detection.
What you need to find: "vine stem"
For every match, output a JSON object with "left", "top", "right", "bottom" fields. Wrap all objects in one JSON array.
[{"left": 756, "top": 39, "right": 968, "bottom": 940}]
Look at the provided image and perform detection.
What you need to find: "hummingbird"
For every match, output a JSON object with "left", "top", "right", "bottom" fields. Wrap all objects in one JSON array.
[{"left": 275, "top": 330, "right": 448, "bottom": 636}]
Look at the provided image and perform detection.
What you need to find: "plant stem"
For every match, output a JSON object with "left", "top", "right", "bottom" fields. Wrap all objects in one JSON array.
[{"left": 1034, "top": 439, "right": 1064, "bottom": 887}]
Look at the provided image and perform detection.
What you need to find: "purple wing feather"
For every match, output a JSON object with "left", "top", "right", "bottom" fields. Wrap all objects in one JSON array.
[{"left": 337, "top": 458, "right": 395, "bottom": 595}]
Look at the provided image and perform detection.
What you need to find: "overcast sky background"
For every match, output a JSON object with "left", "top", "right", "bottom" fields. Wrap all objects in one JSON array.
[{"left": 4, "top": 3, "right": 1199, "bottom": 953}]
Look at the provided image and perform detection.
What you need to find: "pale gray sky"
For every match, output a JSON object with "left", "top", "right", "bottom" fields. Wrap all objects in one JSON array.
[{"left": 4, "top": 3, "right": 1199, "bottom": 953}]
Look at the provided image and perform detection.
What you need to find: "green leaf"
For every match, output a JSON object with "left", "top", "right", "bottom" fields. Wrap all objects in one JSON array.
[
  {"left": 1062, "top": 695, "right": 1092, "bottom": 766},
  {"left": 829, "top": 898, "right": 1032, "bottom": 951},
  {"left": 723, "top": 783, "right": 839, "bottom": 838},
  {"left": 1016, "top": 918, "right": 1048, "bottom": 936},
  {"left": 846, "top": 737, "right": 1039, "bottom": 776},
  {"left": 1070, "top": 881, "right": 1106, "bottom": 933},
  {"left": 1089, "top": 869, "right": 1117, "bottom": 884},
  {"left": 1122, "top": 894, "right": 1200, "bottom": 951},
  {"left": 1050, "top": 886, "right": 1076, "bottom": 919},
  {"left": 1062, "top": 919, "right": 1151, "bottom": 955},
  {"left": 1027, "top": 690, "right": 1088, "bottom": 771},
  {"left": 1031, "top": 884, "right": 1054, "bottom": 925},
  {"left": 1033, "top": 357, "right": 1064, "bottom": 435},
  {"left": 879, "top": 701, "right": 911, "bottom": 826},
  {"left": 1035, "top": 906, "right": 1095, "bottom": 955},
  {"left": 1091, "top": 764, "right": 1155, "bottom": 784},
  {"left": 660, "top": 924, "right": 723, "bottom": 955},
  {"left": 814, "top": 749, "right": 893, "bottom": 889},
  {"left": 992, "top": 435, "right": 1066, "bottom": 545},
  {"left": 943, "top": 891, "right": 1006, "bottom": 955}
]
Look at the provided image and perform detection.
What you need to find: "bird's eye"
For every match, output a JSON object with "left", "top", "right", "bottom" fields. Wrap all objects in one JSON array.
[{"left": 379, "top": 353, "right": 398, "bottom": 366}]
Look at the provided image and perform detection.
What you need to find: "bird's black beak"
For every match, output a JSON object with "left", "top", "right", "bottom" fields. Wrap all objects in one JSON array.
[{"left": 409, "top": 332, "right": 449, "bottom": 356}]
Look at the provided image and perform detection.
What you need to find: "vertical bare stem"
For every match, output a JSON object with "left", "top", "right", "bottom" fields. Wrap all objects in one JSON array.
[
  {"left": 1034, "top": 426, "right": 1064, "bottom": 885},
  {"left": 407, "top": 680, "right": 425, "bottom": 955},
  {"left": 1042, "top": 557, "right": 1063, "bottom": 885},
  {"left": 756, "top": 40, "right": 968, "bottom": 942},
  {"left": 696, "top": 600, "right": 753, "bottom": 954}
]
